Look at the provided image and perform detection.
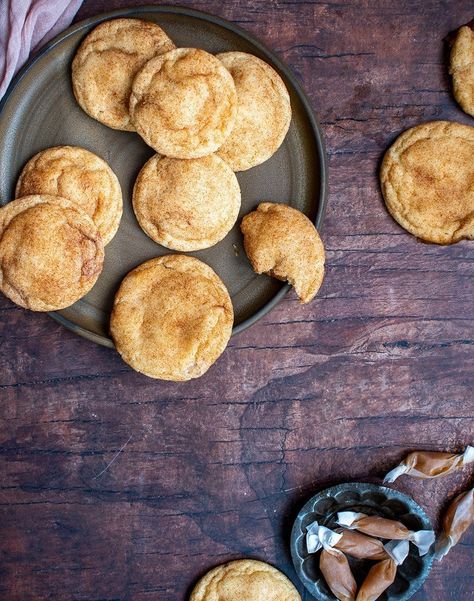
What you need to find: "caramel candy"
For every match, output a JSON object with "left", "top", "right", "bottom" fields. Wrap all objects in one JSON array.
[
  {"left": 356, "top": 559, "right": 396, "bottom": 601},
  {"left": 336, "top": 512, "right": 434, "bottom": 555},
  {"left": 435, "top": 488, "right": 474, "bottom": 560},
  {"left": 320, "top": 547, "right": 356, "bottom": 601},
  {"left": 384, "top": 446, "right": 474, "bottom": 483},
  {"left": 355, "top": 541, "right": 409, "bottom": 601},
  {"left": 335, "top": 529, "right": 388, "bottom": 560},
  {"left": 306, "top": 521, "right": 387, "bottom": 560}
]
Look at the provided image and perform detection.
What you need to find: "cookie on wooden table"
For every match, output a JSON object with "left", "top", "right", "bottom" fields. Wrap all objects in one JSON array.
[
  {"left": 241, "top": 203, "right": 325, "bottom": 304},
  {"left": 216, "top": 51, "right": 292, "bottom": 171},
  {"left": 16, "top": 146, "right": 122, "bottom": 245},
  {"left": 190, "top": 559, "right": 301, "bottom": 601},
  {"left": 450, "top": 23, "right": 474, "bottom": 117},
  {"left": 72, "top": 18, "right": 175, "bottom": 131},
  {"left": 0, "top": 195, "right": 104, "bottom": 311},
  {"left": 129, "top": 48, "right": 237, "bottom": 158},
  {"left": 110, "top": 255, "right": 233, "bottom": 381},
  {"left": 133, "top": 153, "right": 241, "bottom": 251},
  {"left": 380, "top": 121, "right": 474, "bottom": 244}
]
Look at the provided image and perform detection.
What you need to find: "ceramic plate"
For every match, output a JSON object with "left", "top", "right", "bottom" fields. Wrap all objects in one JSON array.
[{"left": 0, "top": 6, "right": 327, "bottom": 347}]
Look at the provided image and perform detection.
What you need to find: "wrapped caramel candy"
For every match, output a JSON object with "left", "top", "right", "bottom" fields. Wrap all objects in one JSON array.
[
  {"left": 306, "top": 522, "right": 356, "bottom": 601},
  {"left": 306, "top": 521, "right": 388, "bottom": 560},
  {"left": 435, "top": 488, "right": 474, "bottom": 560},
  {"left": 335, "top": 528, "right": 388, "bottom": 560},
  {"left": 336, "top": 511, "right": 434, "bottom": 555},
  {"left": 320, "top": 547, "right": 357, "bottom": 601},
  {"left": 384, "top": 446, "right": 474, "bottom": 483},
  {"left": 356, "top": 540, "right": 409, "bottom": 601}
]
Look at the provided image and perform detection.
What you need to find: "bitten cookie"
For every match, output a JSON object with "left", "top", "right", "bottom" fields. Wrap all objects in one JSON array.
[
  {"left": 241, "top": 203, "right": 325, "bottom": 304},
  {"left": 129, "top": 48, "right": 237, "bottom": 158},
  {"left": 133, "top": 154, "right": 241, "bottom": 251},
  {"left": 216, "top": 52, "right": 292, "bottom": 171},
  {"left": 110, "top": 255, "right": 233, "bottom": 381},
  {"left": 190, "top": 559, "right": 301, "bottom": 601},
  {"left": 450, "top": 23, "right": 474, "bottom": 117},
  {"left": 0, "top": 195, "right": 104, "bottom": 311},
  {"left": 16, "top": 146, "right": 122, "bottom": 245},
  {"left": 72, "top": 18, "right": 175, "bottom": 131},
  {"left": 380, "top": 121, "right": 474, "bottom": 244}
]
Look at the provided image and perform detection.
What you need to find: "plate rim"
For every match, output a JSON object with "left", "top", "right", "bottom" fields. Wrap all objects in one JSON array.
[{"left": 0, "top": 4, "right": 328, "bottom": 348}]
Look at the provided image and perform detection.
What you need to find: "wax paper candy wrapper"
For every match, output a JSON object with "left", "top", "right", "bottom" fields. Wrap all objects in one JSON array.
[
  {"left": 384, "top": 446, "right": 474, "bottom": 483},
  {"left": 435, "top": 488, "right": 474, "bottom": 560}
]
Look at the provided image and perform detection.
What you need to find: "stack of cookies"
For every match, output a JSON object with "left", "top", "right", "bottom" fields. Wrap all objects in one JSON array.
[
  {"left": 0, "top": 145, "right": 122, "bottom": 311},
  {"left": 0, "top": 18, "right": 326, "bottom": 381}
]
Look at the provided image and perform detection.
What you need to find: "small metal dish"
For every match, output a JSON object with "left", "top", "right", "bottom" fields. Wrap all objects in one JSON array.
[{"left": 290, "top": 482, "right": 434, "bottom": 601}]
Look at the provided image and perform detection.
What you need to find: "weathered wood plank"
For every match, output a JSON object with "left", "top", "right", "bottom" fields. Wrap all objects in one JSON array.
[{"left": 0, "top": 1, "right": 473, "bottom": 600}]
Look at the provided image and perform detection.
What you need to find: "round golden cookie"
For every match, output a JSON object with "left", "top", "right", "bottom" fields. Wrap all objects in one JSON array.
[
  {"left": 110, "top": 255, "right": 233, "bottom": 381},
  {"left": 129, "top": 48, "right": 237, "bottom": 158},
  {"left": 15, "top": 146, "right": 122, "bottom": 245},
  {"left": 241, "top": 203, "right": 325, "bottom": 304},
  {"left": 132, "top": 154, "right": 241, "bottom": 251},
  {"left": 216, "top": 52, "right": 292, "bottom": 171},
  {"left": 72, "top": 18, "right": 175, "bottom": 131},
  {"left": 380, "top": 121, "right": 474, "bottom": 244},
  {"left": 190, "top": 559, "right": 301, "bottom": 601},
  {"left": 0, "top": 195, "right": 104, "bottom": 311},
  {"left": 450, "top": 24, "right": 474, "bottom": 117}
]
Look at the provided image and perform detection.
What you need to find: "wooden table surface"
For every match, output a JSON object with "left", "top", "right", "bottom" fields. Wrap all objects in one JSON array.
[{"left": 1, "top": 1, "right": 473, "bottom": 600}]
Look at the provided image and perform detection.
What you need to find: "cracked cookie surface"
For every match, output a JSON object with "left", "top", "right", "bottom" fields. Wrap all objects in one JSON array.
[
  {"left": 0, "top": 195, "right": 104, "bottom": 311},
  {"left": 190, "top": 559, "right": 301, "bottom": 601},
  {"left": 72, "top": 18, "right": 175, "bottom": 131},
  {"left": 380, "top": 121, "right": 474, "bottom": 244},
  {"left": 132, "top": 153, "right": 241, "bottom": 251},
  {"left": 241, "top": 203, "right": 325, "bottom": 303},
  {"left": 16, "top": 146, "right": 122, "bottom": 245},
  {"left": 450, "top": 24, "right": 474, "bottom": 117},
  {"left": 110, "top": 255, "right": 233, "bottom": 380},
  {"left": 129, "top": 48, "right": 237, "bottom": 158},
  {"left": 216, "top": 51, "right": 292, "bottom": 171}
]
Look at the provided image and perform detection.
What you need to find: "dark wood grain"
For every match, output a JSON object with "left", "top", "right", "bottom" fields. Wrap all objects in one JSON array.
[{"left": 0, "top": 1, "right": 473, "bottom": 600}]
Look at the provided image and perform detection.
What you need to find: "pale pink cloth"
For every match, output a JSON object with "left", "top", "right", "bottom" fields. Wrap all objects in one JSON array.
[{"left": 0, "top": 0, "right": 83, "bottom": 99}]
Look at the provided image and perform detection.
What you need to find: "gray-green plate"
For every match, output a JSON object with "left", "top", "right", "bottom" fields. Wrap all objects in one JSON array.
[{"left": 0, "top": 5, "right": 327, "bottom": 348}]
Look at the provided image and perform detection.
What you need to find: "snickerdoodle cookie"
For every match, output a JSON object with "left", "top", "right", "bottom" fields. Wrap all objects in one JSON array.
[
  {"left": 129, "top": 48, "right": 237, "bottom": 158},
  {"left": 216, "top": 52, "right": 292, "bottom": 171},
  {"left": 190, "top": 559, "right": 301, "bottom": 601},
  {"left": 241, "top": 203, "right": 325, "bottom": 304},
  {"left": 72, "top": 18, "right": 175, "bottom": 131},
  {"left": 0, "top": 195, "right": 104, "bottom": 311},
  {"left": 16, "top": 146, "right": 122, "bottom": 245},
  {"left": 132, "top": 154, "right": 241, "bottom": 250},
  {"left": 380, "top": 121, "right": 474, "bottom": 244},
  {"left": 450, "top": 23, "right": 474, "bottom": 117},
  {"left": 110, "top": 255, "right": 233, "bottom": 381}
]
